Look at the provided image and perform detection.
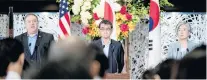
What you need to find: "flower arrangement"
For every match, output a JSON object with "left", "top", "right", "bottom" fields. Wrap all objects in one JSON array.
[
  {"left": 71, "top": 0, "right": 101, "bottom": 40},
  {"left": 56, "top": 0, "right": 173, "bottom": 40},
  {"left": 82, "top": 0, "right": 137, "bottom": 40},
  {"left": 115, "top": 5, "right": 136, "bottom": 40}
]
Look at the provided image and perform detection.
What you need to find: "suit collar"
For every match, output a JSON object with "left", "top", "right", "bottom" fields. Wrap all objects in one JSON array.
[
  {"left": 98, "top": 39, "right": 114, "bottom": 46},
  {"left": 23, "top": 30, "right": 42, "bottom": 36},
  {"left": 176, "top": 41, "right": 192, "bottom": 52},
  {"left": 101, "top": 38, "right": 111, "bottom": 46},
  {"left": 23, "top": 30, "right": 43, "bottom": 55},
  {"left": 27, "top": 32, "right": 38, "bottom": 37},
  {"left": 23, "top": 33, "right": 30, "bottom": 55},
  {"left": 98, "top": 39, "right": 115, "bottom": 57},
  {"left": 34, "top": 30, "right": 43, "bottom": 47}
]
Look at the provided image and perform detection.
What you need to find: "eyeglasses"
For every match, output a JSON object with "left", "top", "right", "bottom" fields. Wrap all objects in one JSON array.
[
  {"left": 100, "top": 28, "right": 112, "bottom": 31},
  {"left": 26, "top": 20, "right": 37, "bottom": 23}
]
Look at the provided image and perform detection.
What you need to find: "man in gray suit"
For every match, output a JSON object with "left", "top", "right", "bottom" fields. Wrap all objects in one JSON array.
[
  {"left": 168, "top": 22, "right": 196, "bottom": 60},
  {"left": 93, "top": 20, "right": 124, "bottom": 73},
  {"left": 15, "top": 13, "right": 54, "bottom": 68}
]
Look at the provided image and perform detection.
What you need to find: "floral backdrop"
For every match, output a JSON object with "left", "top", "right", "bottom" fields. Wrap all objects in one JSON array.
[
  {"left": 71, "top": 0, "right": 137, "bottom": 41},
  {"left": 56, "top": 0, "right": 155, "bottom": 41},
  {"left": 56, "top": 0, "right": 173, "bottom": 41}
]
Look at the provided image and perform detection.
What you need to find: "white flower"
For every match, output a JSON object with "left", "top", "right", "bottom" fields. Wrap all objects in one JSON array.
[
  {"left": 93, "top": 4, "right": 104, "bottom": 18},
  {"left": 80, "top": 11, "right": 85, "bottom": 17},
  {"left": 74, "top": 0, "right": 84, "bottom": 6},
  {"left": 72, "top": 5, "right": 80, "bottom": 15},
  {"left": 80, "top": 11, "right": 92, "bottom": 19},
  {"left": 80, "top": 11, "right": 92, "bottom": 25},
  {"left": 114, "top": 2, "right": 121, "bottom": 12},
  {"left": 81, "top": 1, "right": 91, "bottom": 11},
  {"left": 81, "top": 6, "right": 87, "bottom": 12},
  {"left": 85, "top": 12, "right": 92, "bottom": 19},
  {"left": 85, "top": 0, "right": 93, "bottom": 2},
  {"left": 81, "top": 17, "right": 88, "bottom": 25}
]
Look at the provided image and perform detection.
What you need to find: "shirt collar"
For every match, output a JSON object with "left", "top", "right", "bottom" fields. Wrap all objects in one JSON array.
[
  {"left": 27, "top": 32, "right": 38, "bottom": 37},
  {"left": 101, "top": 38, "right": 111, "bottom": 46}
]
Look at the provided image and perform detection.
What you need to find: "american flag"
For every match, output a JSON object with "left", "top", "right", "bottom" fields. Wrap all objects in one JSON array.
[{"left": 59, "top": 0, "right": 71, "bottom": 38}]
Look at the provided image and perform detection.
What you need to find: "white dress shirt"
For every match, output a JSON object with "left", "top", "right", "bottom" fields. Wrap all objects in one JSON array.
[{"left": 101, "top": 39, "right": 111, "bottom": 58}]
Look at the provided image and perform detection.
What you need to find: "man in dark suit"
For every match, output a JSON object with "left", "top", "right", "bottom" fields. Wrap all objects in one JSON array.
[
  {"left": 15, "top": 13, "right": 54, "bottom": 68},
  {"left": 93, "top": 20, "right": 124, "bottom": 73}
]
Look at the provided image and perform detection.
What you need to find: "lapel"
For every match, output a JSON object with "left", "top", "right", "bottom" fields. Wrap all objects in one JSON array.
[
  {"left": 177, "top": 42, "right": 181, "bottom": 50},
  {"left": 108, "top": 39, "right": 115, "bottom": 58},
  {"left": 187, "top": 41, "right": 191, "bottom": 50},
  {"left": 34, "top": 31, "right": 42, "bottom": 53},
  {"left": 97, "top": 39, "right": 103, "bottom": 48},
  {"left": 98, "top": 39, "right": 115, "bottom": 57},
  {"left": 23, "top": 33, "right": 31, "bottom": 55}
]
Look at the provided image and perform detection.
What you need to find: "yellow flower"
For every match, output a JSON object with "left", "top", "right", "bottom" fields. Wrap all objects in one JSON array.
[
  {"left": 120, "top": 14, "right": 127, "bottom": 21},
  {"left": 128, "top": 21, "right": 136, "bottom": 32},
  {"left": 121, "top": 31, "right": 129, "bottom": 38},
  {"left": 116, "top": 25, "right": 121, "bottom": 39},
  {"left": 116, "top": 13, "right": 122, "bottom": 20},
  {"left": 116, "top": 20, "right": 122, "bottom": 26},
  {"left": 88, "top": 22, "right": 100, "bottom": 37}
]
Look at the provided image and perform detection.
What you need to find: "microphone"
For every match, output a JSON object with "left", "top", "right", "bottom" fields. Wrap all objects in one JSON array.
[
  {"left": 112, "top": 46, "right": 119, "bottom": 73},
  {"left": 187, "top": 48, "right": 189, "bottom": 53},
  {"left": 102, "top": 45, "right": 105, "bottom": 49},
  {"left": 176, "top": 48, "right": 179, "bottom": 59},
  {"left": 29, "top": 43, "right": 31, "bottom": 47}
]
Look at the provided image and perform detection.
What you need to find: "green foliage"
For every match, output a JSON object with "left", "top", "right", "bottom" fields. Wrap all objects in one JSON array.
[
  {"left": 71, "top": 15, "right": 80, "bottom": 23},
  {"left": 126, "top": 0, "right": 173, "bottom": 24},
  {"left": 88, "top": 0, "right": 100, "bottom": 24},
  {"left": 91, "top": 0, "right": 100, "bottom": 9},
  {"left": 160, "top": 0, "right": 174, "bottom": 8},
  {"left": 57, "top": 0, "right": 173, "bottom": 23},
  {"left": 127, "top": 0, "right": 148, "bottom": 24}
]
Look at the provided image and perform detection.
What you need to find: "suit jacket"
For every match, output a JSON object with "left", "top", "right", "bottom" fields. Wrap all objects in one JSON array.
[
  {"left": 15, "top": 30, "right": 54, "bottom": 68},
  {"left": 168, "top": 40, "right": 197, "bottom": 60},
  {"left": 93, "top": 39, "right": 124, "bottom": 73}
]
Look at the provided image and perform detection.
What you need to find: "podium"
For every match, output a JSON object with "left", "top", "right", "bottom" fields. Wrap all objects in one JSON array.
[{"left": 105, "top": 73, "right": 130, "bottom": 79}]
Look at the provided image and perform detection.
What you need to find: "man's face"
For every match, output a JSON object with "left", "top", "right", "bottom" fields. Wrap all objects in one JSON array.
[
  {"left": 25, "top": 15, "right": 38, "bottom": 34},
  {"left": 178, "top": 24, "right": 189, "bottom": 40},
  {"left": 99, "top": 24, "right": 112, "bottom": 39}
]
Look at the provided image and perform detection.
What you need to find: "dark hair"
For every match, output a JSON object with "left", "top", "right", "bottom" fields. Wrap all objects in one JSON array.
[
  {"left": 31, "top": 59, "right": 92, "bottom": 79},
  {"left": 177, "top": 57, "right": 206, "bottom": 79},
  {"left": 155, "top": 59, "right": 178, "bottom": 79},
  {"left": 24, "top": 13, "right": 38, "bottom": 22},
  {"left": 98, "top": 20, "right": 113, "bottom": 29},
  {"left": 177, "top": 45, "right": 206, "bottom": 79},
  {"left": 88, "top": 43, "right": 109, "bottom": 77},
  {"left": 183, "top": 44, "right": 206, "bottom": 59},
  {"left": 142, "top": 69, "right": 157, "bottom": 79},
  {"left": 0, "top": 38, "right": 24, "bottom": 77}
]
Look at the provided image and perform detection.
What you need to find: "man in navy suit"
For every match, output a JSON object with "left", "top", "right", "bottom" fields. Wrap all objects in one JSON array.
[
  {"left": 15, "top": 14, "right": 54, "bottom": 68},
  {"left": 93, "top": 20, "right": 124, "bottom": 73}
]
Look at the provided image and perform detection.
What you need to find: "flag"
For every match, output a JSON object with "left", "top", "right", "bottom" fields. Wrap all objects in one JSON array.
[
  {"left": 59, "top": 0, "right": 71, "bottom": 39},
  {"left": 104, "top": 0, "right": 117, "bottom": 40},
  {"left": 148, "top": 0, "right": 161, "bottom": 68}
]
